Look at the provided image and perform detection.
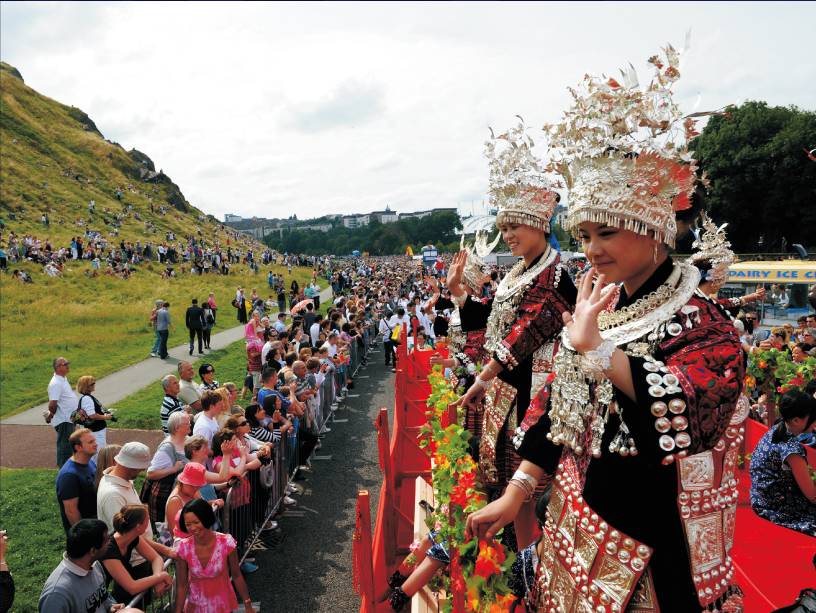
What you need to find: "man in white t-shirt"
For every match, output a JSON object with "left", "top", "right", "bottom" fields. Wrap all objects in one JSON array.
[
  {"left": 192, "top": 390, "right": 222, "bottom": 446},
  {"left": 388, "top": 308, "right": 411, "bottom": 335},
  {"left": 46, "top": 357, "right": 78, "bottom": 468},
  {"left": 309, "top": 313, "right": 323, "bottom": 347}
]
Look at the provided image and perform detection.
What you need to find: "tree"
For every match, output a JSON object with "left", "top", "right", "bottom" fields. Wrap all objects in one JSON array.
[
  {"left": 690, "top": 101, "right": 816, "bottom": 253},
  {"left": 262, "top": 211, "right": 463, "bottom": 256}
]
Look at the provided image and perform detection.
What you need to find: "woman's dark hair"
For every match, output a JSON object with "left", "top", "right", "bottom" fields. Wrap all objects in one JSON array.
[
  {"left": 198, "top": 363, "right": 214, "bottom": 379},
  {"left": 66, "top": 519, "right": 108, "bottom": 558},
  {"left": 179, "top": 498, "right": 216, "bottom": 533},
  {"left": 113, "top": 504, "right": 148, "bottom": 534},
  {"left": 772, "top": 390, "right": 816, "bottom": 443},
  {"left": 245, "top": 403, "right": 263, "bottom": 428},
  {"left": 211, "top": 428, "right": 235, "bottom": 457}
]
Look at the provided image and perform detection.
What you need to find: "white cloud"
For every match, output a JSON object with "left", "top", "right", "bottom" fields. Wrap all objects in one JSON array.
[{"left": 1, "top": 1, "right": 814, "bottom": 222}]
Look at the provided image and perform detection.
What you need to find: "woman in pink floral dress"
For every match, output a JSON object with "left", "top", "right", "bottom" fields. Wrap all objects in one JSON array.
[{"left": 174, "top": 499, "right": 254, "bottom": 613}]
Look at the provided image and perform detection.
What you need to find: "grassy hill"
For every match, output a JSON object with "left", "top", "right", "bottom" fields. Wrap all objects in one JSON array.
[{"left": 0, "top": 62, "right": 314, "bottom": 417}]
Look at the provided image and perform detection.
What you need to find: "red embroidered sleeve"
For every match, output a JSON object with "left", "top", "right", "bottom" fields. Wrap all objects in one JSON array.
[
  {"left": 495, "top": 267, "right": 571, "bottom": 371},
  {"left": 627, "top": 296, "right": 744, "bottom": 463}
]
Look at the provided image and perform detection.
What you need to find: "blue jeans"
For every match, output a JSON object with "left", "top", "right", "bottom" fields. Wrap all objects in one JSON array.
[{"left": 151, "top": 329, "right": 161, "bottom": 354}]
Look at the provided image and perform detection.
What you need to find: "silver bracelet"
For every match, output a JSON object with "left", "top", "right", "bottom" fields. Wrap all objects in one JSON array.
[
  {"left": 511, "top": 469, "right": 538, "bottom": 491},
  {"left": 507, "top": 479, "right": 533, "bottom": 502},
  {"left": 474, "top": 376, "right": 492, "bottom": 390},
  {"left": 580, "top": 339, "right": 617, "bottom": 376}
]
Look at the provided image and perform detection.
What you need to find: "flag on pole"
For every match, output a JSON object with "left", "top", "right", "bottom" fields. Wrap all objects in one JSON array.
[{"left": 406, "top": 245, "right": 414, "bottom": 257}]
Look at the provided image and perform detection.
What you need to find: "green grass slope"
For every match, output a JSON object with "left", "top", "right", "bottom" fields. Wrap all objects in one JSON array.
[{"left": 0, "top": 62, "right": 315, "bottom": 417}]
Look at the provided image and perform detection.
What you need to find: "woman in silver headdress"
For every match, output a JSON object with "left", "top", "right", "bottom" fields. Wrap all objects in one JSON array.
[
  {"left": 450, "top": 122, "right": 577, "bottom": 550},
  {"left": 467, "top": 46, "right": 746, "bottom": 612}
]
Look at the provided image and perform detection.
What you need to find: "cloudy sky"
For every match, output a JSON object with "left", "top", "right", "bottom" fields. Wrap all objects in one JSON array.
[{"left": 2, "top": 1, "right": 814, "bottom": 222}]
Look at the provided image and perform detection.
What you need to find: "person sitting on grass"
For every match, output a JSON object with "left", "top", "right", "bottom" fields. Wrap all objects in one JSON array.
[{"left": 99, "top": 504, "right": 173, "bottom": 604}]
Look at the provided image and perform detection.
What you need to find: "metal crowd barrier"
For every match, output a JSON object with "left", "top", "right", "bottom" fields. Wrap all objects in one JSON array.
[
  {"left": 124, "top": 316, "right": 383, "bottom": 611},
  {"left": 126, "top": 558, "right": 175, "bottom": 612}
]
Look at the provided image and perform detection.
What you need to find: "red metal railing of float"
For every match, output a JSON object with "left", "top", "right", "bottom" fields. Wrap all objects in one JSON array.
[
  {"left": 358, "top": 322, "right": 815, "bottom": 612},
  {"left": 354, "top": 490, "right": 376, "bottom": 613},
  {"left": 359, "top": 326, "right": 446, "bottom": 611}
]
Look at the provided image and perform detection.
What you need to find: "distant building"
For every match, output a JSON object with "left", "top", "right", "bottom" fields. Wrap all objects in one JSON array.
[
  {"left": 370, "top": 205, "right": 399, "bottom": 224},
  {"left": 224, "top": 213, "right": 243, "bottom": 223},
  {"left": 299, "top": 223, "right": 333, "bottom": 233},
  {"left": 343, "top": 214, "right": 371, "bottom": 229}
]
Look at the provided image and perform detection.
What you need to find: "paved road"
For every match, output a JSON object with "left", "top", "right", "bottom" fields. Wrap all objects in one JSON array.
[
  {"left": 2, "top": 288, "right": 333, "bottom": 426},
  {"left": 246, "top": 344, "right": 391, "bottom": 613}
]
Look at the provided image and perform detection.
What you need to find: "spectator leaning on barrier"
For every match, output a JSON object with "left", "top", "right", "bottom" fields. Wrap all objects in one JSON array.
[
  {"left": 46, "top": 356, "right": 78, "bottom": 468},
  {"left": 38, "top": 519, "right": 119, "bottom": 613},
  {"left": 98, "top": 504, "right": 172, "bottom": 604},
  {"left": 143, "top": 411, "right": 190, "bottom": 524},
  {"left": 177, "top": 361, "right": 202, "bottom": 413},
  {"left": 56, "top": 428, "right": 99, "bottom": 534},
  {"left": 97, "top": 442, "right": 175, "bottom": 569},
  {"left": 191, "top": 391, "right": 223, "bottom": 447}
]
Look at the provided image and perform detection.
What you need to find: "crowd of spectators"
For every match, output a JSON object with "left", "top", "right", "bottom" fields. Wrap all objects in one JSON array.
[
  {"left": 4, "top": 252, "right": 813, "bottom": 612},
  {"left": 29, "top": 256, "right": 405, "bottom": 611}
]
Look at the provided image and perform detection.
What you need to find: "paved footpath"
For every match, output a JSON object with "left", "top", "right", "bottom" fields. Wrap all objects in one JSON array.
[{"left": 2, "top": 287, "right": 333, "bottom": 427}]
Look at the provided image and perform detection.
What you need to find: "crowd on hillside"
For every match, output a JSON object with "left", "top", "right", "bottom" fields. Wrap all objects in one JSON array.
[{"left": 0, "top": 187, "right": 279, "bottom": 281}]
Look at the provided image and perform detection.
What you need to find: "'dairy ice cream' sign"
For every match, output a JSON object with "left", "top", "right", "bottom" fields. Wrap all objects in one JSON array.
[{"left": 729, "top": 261, "right": 816, "bottom": 284}]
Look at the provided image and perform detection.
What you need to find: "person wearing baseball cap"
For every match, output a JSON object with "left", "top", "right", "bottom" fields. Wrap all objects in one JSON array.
[{"left": 97, "top": 442, "right": 175, "bottom": 566}]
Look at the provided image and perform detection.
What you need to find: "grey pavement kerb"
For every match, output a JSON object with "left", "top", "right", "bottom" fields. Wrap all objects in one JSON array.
[{"left": 1, "top": 287, "right": 333, "bottom": 426}]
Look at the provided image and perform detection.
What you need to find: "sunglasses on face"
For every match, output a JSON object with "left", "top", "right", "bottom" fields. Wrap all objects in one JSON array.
[{"left": 238, "top": 421, "right": 249, "bottom": 426}]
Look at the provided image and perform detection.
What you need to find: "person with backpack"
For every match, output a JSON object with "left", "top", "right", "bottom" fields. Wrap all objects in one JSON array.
[{"left": 202, "top": 303, "right": 215, "bottom": 350}]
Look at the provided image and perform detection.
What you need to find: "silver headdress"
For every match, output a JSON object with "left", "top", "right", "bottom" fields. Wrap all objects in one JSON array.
[
  {"left": 485, "top": 118, "right": 560, "bottom": 233},
  {"left": 544, "top": 42, "right": 702, "bottom": 247},
  {"left": 459, "top": 229, "right": 501, "bottom": 292},
  {"left": 689, "top": 212, "right": 735, "bottom": 290}
]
